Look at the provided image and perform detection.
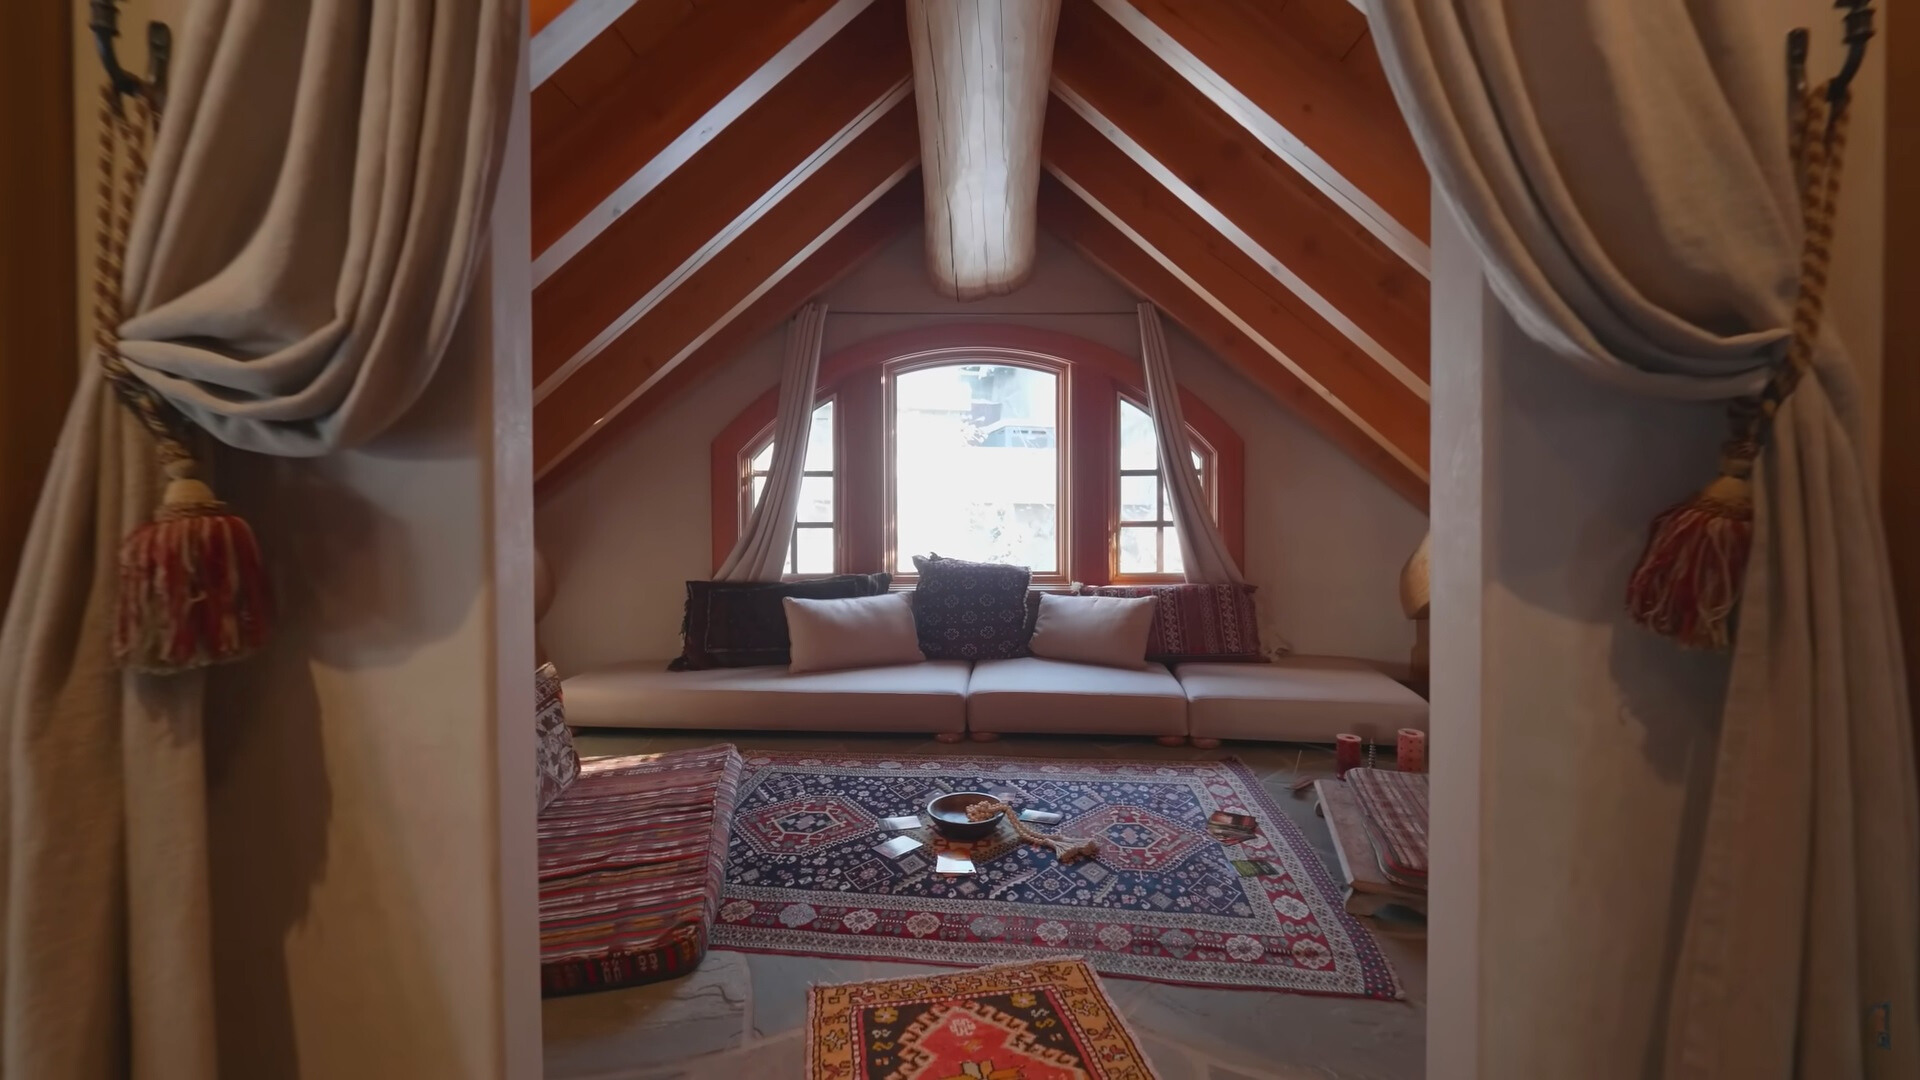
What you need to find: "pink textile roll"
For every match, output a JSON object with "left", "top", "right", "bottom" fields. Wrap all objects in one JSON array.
[
  {"left": 1397, "top": 728, "right": 1427, "bottom": 773},
  {"left": 1335, "top": 733, "right": 1362, "bottom": 776}
]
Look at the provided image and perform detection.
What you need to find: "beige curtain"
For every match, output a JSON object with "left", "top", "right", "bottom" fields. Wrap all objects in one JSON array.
[
  {"left": 1367, "top": 1, "right": 1917, "bottom": 1076},
  {"left": 716, "top": 303, "right": 828, "bottom": 582},
  {"left": 1137, "top": 303, "right": 1244, "bottom": 585},
  {"left": 0, "top": 1, "right": 517, "bottom": 1074}
]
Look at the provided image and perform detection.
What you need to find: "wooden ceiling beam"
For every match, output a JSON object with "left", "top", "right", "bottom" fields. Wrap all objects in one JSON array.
[
  {"left": 1053, "top": 0, "right": 1429, "bottom": 389},
  {"left": 1089, "top": 0, "right": 1430, "bottom": 268},
  {"left": 532, "top": 0, "right": 874, "bottom": 262},
  {"left": 905, "top": 0, "right": 1060, "bottom": 299},
  {"left": 1039, "top": 175, "right": 1425, "bottom": 506},
  {"left": 537, "top": 182, "right": 923, "bottom": 492},
  {"left": 533, "top": 0, "right": 910, "bottom": 394},
  {"left": 1043, "top": 104, "right": 1428, "bottom": 491},
  {"left": 533, "top": 107, "right": 921, "bottom": 479}
]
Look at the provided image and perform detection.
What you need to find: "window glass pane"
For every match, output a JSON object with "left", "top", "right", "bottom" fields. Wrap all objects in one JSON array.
[
  {"left": 797, "top": 475, "right": 834, "bottom": 524},
  {"left": 749, "top": 400, "right": 831, "bottom": 480},
  {"left": 1163, "top": 526, "right": 1184, "bottom": 575},
  {"left": 794, "top": 527, "right": 834, "bottom": 574},
  {"left": 1118, "top": 526, "right": 1159, "bottom": 575},
  {"left": 804, "top": 400, "right": 834, "bottom": 472},
  {"left": 1120, "top": 474, "right": 1157, "bottom": 522},
  {"left": 894, "top": 364, "right": 1058, "bottom": 572},
  {"left": 751, "top": 475, "right": 767, "bottom": 508},
  {"left": 1119, "top": 399, "right": 1157, "bottom": 471}
]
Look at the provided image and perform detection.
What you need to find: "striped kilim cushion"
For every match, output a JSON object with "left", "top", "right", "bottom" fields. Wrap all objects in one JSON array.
[
  {"left": 1344, "top": 768, "right": 1429, "bottom": 889},
  {"left": 537, "top": 744, "right": 743, "bottom": 996}
]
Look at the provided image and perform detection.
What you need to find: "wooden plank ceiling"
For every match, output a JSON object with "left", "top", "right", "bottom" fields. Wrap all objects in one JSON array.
[{"left": 529, "top": 0, "right": 1431, "bottom": 505}]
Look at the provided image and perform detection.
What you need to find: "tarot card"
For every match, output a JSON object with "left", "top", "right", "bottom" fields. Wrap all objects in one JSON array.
[
  {"left": 880, "top": 815, "right": 924, "bottom": 831},
  {"left": 1232, "top": 858, "right": 1281, "bottom": 877},
  {"left": 1017, "top": 808, "right": 1063, "bottom": 825},
  {"left": 1206, "top": 811, "right": 1260, "bottom": 843},
  {"left": 873, "top": 835, "right": 924, "bottom": 859},
  {"left": 934, "top": 852, "right": 977, "bottom": 874}
]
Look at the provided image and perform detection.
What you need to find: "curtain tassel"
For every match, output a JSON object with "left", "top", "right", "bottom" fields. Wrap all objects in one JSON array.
[
  {"left": 113, "top": 459, "right": 272, "bottom": 673},
  {"left": 1625, "top": 456, "right": 1755, "bottom": 651}
]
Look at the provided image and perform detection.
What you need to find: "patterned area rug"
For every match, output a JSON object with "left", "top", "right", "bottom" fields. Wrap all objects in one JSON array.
[
  {"left": 712, "top": 751, "right": 1400, "bottom": 999},
  {"left": 807, "top": 957, "right": 1158, "bottom": 1080}
]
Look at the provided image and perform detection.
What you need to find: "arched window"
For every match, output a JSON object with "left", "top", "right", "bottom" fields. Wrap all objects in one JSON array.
[
  {"left": 891, "top": 359, "right": 1065, "bottom": 577},
  {"left": 711, "top": 326, "right": 1242, "bottom": 586},
  {"left": 1117, "top": 396, "right": 1214, "bottom": 576},
  {"left": 739, "top": 399, "right": 836, "bottom": 575}
]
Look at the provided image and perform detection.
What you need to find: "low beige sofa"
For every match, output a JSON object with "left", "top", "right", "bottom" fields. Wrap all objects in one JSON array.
[{"left": 561, "top": 654, "right": 1425, "bottom": 746}]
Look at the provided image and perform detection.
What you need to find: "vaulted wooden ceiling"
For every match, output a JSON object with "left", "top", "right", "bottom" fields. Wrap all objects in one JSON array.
[{"left": 529, "top": 0, "right": 1430, "bottom": 505}]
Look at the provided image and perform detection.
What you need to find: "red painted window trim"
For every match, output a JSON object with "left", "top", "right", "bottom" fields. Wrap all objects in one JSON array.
[{"left": 710, "top": 324, "right": 1245, "bottom": 583}]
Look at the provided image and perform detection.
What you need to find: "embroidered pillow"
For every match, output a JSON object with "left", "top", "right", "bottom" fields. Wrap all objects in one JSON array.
[
  {"left": 1082, "top": 583, "right": 1264, "bottom": 663},
  {"left": 909, "top": 554, "right": 1032, "bottom": 661},
  {"left": 535, "top": 661, "right": 579, "bottom": 812},
  {"left": 675, "top": 573, "right": 891, "bottom": 670}
]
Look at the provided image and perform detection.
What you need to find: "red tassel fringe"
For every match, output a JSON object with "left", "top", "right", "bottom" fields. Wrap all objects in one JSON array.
[
  {"left": 1624, "top": 488, "right": 1754, "bottom": 650},
  {"left": 114, "top": 507, "right": 272, "bottom": 673}
]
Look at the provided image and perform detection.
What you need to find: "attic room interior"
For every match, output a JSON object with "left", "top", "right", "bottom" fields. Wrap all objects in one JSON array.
[{"left": 1, "top": 1, "right": 1916, "bottom": 1078}]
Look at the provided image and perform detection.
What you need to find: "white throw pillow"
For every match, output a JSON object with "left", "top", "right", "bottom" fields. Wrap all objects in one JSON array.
[
  {"left": 784, "top": 592, "right": 926, "bottom": 674},
  {"left": 1026, "top": 593, "right": 1157, "bottom": 668}
]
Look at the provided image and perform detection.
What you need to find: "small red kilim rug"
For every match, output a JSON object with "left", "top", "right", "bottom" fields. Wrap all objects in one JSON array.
[
  {"left": 713, "top": 751, "right": 1400, "bottom": 999},
  {"left": 806, "top": 957, "right": 1158, "bottom": 1080}
]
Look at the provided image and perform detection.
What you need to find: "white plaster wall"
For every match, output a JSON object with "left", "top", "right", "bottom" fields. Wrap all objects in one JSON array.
[{"left": 536, "top": 229, "right": 1429, "bottom": 673}]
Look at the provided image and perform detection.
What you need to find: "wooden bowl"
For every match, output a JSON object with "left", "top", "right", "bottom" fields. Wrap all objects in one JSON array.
[{"left": 926, "top": 791, "right": 1003, "bottom": 841}]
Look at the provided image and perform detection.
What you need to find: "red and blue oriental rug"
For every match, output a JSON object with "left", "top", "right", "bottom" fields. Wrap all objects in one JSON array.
[
  {"left": 806, "top": 957, "right": 1158, "bottom": 1080},
  {"left": 711, "top": 751, "right": 1400, "bottom": 999}
]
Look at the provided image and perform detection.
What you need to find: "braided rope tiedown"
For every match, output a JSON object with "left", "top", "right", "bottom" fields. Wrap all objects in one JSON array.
[
  {"left": 965, "top": 800, "right": 1101, "bottom": 863},
  {"left": 96, "top": 87, "right": 272, "bottom": 672},
  {"left": 1625, "top": 85, "right": 1850, "bottom": 651}
]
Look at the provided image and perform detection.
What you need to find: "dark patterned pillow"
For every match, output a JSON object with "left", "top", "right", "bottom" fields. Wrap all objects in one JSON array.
[
  {"left": 909, "top": 554, "right": 1033, "bottom": 661},
  {"left": 675, "top": 574, "right": 891, "bottom": 670},
  {"left": 535, "top": 662, "right": 579, "bottom": 812},
  {"left": 1082, "top": 583, "right": 1265, "bottom": 663}
]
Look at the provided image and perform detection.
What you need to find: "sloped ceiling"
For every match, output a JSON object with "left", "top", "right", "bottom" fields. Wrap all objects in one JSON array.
[{"left": 528, "top": 0, "right": 1430, "bottom": 505}]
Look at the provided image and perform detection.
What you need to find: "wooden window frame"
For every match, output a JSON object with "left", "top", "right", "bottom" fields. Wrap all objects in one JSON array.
[
  {"left": 711, "top": 324, "right": 1243, "bottom": 584},
  {"left": 737, "top": 397, "right": 839, "bottom": 576},
  {"left": 1114, "top": 393, "right": 1219, "bottom": 583}
]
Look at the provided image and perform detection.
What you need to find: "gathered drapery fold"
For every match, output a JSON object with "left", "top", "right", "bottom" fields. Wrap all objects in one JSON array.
[
  {"left": 716, "top": 303, "right": 829, "bottom": 583},
  {"left": 0, "top": 1, "right": 519, "bottom": 1074},
  {"left": 1366, "top": 1, "right": 1917, "bottom": 1075},
  {"left": 1137, "top": 303, "right": 1244, "bottom": 585}
]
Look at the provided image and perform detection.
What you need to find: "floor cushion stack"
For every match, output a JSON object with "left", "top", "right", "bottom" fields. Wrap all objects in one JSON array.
[{"left": 537, "top": 744, "right": 744, "bottom": 996}]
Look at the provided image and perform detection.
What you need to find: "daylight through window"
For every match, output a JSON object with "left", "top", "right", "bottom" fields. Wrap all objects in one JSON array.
[
  {"left": 892, "top": 363, "right": 1060, "bottom": 574},
  {"left": 746, "top": 400, "right": 835, "bottom": 574}
]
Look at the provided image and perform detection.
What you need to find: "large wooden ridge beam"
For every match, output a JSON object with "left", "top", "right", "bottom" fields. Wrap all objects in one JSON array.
[{"left": 906, "top": 0, "right": 1061, "bottom": 299}]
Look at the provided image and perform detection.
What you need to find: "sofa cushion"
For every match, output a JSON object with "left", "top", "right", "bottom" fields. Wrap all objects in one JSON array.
[
  {"left": 1083, "top": 583, "right": 1264, "bottom": 663},
  {"left": 563, "top": 660, "right": 970, "bottom": 734},
  {"left": 910, "top": 554, "right": 1032, "bottom": 661},
  {"left": 1027, "top": 593, "right": 1156, "bottom": 668},
  {"left": 675, "top": 573, "right": 891, "bottom": 670},
  {"left": 784, "top": 592, "right": 924, "bottom": 673},
  {"left": 1175, "top": 656, "right": 1426, "bottom": 743},
  {"left": 966, "top": 657, "right": 1187, "bottom": 737}
]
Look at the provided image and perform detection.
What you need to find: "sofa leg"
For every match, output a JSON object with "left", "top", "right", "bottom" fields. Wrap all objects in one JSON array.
[
  {"left": 969, "top": 731, "right": 1001, "bottom": 743},
  {"left": 934, "top": 732, "right": 965, "bottom": 744},
  {"left": 1155, "top": 735, "right": 1188, "bottom": 747},
  {"left": 1191, "top": 737, "right": 1222, "bottom": 750}
]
